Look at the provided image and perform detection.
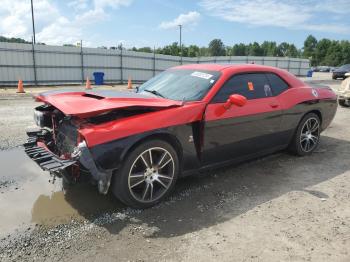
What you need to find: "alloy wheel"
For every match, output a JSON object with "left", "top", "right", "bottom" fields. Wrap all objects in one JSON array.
[
  {"left": 300, "top": 117, "right": 320, "bottom": 152},
  {"left": 128, "top": 147, "right": 175, "bottom": 203}
]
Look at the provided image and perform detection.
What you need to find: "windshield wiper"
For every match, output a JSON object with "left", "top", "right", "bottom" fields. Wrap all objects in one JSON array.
[{"left": 143, "top": 89, "right": 165, "bottom": 98}]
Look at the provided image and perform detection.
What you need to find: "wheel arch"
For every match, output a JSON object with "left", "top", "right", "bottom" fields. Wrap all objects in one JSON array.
[
  {"left": 304, "top": 109, "right": 322, "bottom": 124},
  {"left": 287, "top": 109, "right": 322, "bottom": 147},
  {"left": 120, "top": 131, "right": 184, "bottom": 169}
]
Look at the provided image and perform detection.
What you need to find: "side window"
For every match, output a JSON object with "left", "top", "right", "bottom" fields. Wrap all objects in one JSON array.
[
  {"left": 212, "top": 73, "right": 272, "bottom": 103},
  {"left": 265, "top": 73, "right": 289, "bottom": 96}
]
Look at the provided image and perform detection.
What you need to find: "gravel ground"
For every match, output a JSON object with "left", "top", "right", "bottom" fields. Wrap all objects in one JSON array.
[{"left": 0, "top": 74, "right": 349, "bottom": 261}]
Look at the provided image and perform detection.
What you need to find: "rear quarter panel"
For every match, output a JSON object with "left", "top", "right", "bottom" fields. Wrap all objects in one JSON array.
[{"left": 277, "top": 85, "right": 337, "bottom": 138}]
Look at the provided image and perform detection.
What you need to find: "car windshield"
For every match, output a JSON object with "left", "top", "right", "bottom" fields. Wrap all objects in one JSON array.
[
  {"left": 339, "top": 64, "right": 350, "bottom": 71},
  {"left": 138, "top": 69, "right": 221, "bottom": 101}
]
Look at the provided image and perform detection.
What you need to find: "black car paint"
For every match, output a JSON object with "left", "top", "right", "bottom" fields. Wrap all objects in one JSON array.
[{"left": 88, "top": 98, "right": 337, "bottom": 178}]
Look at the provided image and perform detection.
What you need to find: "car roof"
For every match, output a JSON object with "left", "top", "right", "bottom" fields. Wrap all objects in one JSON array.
[
  {"left": 173, "top": 63, "right": 283, "bottom": 72},
  {"left": 172, "top": 63, "right": 305, "bottom": 87}
]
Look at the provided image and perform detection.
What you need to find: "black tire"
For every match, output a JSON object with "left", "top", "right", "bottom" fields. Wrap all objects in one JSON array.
[
  {"left": 339, "top": 100, "right": 350, "bottom": 107},
  {"left": 111, "top": 139, "right": 179, "bottom": 208},
  {"left": 288, "top": 113, "right": 321, "bottom": 156}
]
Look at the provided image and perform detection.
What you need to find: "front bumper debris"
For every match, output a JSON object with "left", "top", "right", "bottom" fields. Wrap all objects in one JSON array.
[
  {"left": 24, "top": 131, "right": 76, "bottom": 172},
  {"left": 23, "top": 130, "right": 112, "bottom": 194},
  {"left": 73, "top": 141, "right": 113, "bottom": 194}
]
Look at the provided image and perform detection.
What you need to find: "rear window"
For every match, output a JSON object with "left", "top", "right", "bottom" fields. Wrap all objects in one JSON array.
[{"left": 265, "top": 73, "right": 289, "bottom": 96}]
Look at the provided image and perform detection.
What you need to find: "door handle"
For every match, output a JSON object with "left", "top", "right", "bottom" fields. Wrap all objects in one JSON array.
[{"left": 269, "top": 103, "right": 279, "bottom": 108}]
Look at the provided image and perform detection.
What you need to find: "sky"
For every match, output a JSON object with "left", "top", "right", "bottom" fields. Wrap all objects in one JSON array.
[{"left": 0, "top": 0, "right": 349, "bottom": 48}]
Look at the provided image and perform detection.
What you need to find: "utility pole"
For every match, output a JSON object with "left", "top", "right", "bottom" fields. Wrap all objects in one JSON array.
[
  {"left": 31, "top": 0, "right": 36, "bottom": 44},
  {"left": 178, "top": 24, "right": 182, "bottom": 65},
  {"left": 80, "top": 40, "right": 84, "bottom": 84}
]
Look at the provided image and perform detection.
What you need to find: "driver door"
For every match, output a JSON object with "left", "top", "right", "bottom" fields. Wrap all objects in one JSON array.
[{"left": 202, "top": 72, "right": 283, "bottom": 166}]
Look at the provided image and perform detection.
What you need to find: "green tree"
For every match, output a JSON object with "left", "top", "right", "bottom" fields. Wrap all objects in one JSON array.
[
  {"left": 232, "top": 43, "right": 247, "bottom": 56},
  {"left": 0, "top": 36, "right": 31, "bottom": 44},
  {"left": 286, "top": 44, "right": 299, "bottom": 58},
  {"left": 323, "top": 41, "right": 343, "bottom": 66},
  {"left": 315, "top": 39, "right": 332, "bottom": 65},
  {"left": 208, "top": 39, "right": 226, "bottom": 56},
  {"left": 187, "top": 45, "right": 200, "bottom": 57},
  {"left": 248, "top": 42, "right": 263, "bottom": 56},
  {"left": 159, "top": 42, "right": 180, "bottom": 56},
  {"left": 276, "top": 42, "right": 290, "bottom": 56},
  {"left": 340, "top": 40, "right": 350, "bottom": 65},
  {"left": 303, "top": 35, "right": 318, "bottom": 65},
  {"left": 137, "top": 47, "right": 153, "bottom": 53},
  {"left": 198, "top": 46, "right": 210, "bottom": 56}
]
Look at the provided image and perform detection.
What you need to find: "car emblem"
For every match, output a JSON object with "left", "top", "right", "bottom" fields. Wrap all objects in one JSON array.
[{"left": 312, "top": 89, "right": 318, "bottom": 97}]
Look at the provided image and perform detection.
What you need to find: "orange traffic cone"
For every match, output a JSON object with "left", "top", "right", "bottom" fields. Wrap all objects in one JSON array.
[
  {"left": 127, "top": 77, "right": 132, "bottom": 89},
  {"left": 16, "top": 79, "right": 25, "bottom": 93},
  {"left": 85, "top": 77, "right": 92, "bottom": 89}
]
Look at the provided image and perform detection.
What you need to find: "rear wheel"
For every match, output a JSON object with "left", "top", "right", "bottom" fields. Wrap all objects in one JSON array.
[
  {"left": 112, "top": 139, "right": 179, "bottom": 208},
  {"left": 289, "top": 113, "right": 321, "bottom": 156}
]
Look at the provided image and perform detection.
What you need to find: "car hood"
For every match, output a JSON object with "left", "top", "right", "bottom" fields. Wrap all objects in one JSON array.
[{"left": 35, "top": 89, "right": 183, "bottom": 118}]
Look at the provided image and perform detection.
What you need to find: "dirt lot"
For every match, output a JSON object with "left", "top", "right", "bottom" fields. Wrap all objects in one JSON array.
[{"left": 0, "top": 73, "right": 349, "bottom": 262}]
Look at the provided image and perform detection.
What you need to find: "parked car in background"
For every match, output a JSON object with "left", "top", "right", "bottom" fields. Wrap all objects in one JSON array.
[
  {"left": 318, "top": 66, "right": 331, "bottom": 72},
  {"left": 312, "top": 66, "right": 331, "bottom": 72},
  {"left": 332, "top": 64, "right": 350, "bottom": 79},
  {"left": 338, "top": 73, "right": 350, "bottom": 107},
  {"left": 24, "top": 64, "right": 337, "bottom": 208}
]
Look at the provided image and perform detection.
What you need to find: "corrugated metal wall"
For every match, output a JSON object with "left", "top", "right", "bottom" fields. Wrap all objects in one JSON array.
[{"left": 0, "top": 42, "right": 310, "bottom": 86}]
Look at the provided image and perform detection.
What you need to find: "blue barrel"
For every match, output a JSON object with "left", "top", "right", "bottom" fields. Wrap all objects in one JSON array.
[
  {"left": 93, "top": 72, "right": 104, "bottom": 85},
  {"left": 307, "top": 70, "right": 313, "bottom": 77}
]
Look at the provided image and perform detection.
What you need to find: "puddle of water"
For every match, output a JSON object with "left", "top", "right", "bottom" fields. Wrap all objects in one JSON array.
[{"left": 0, "top": 147, "right": 121, "bottom": 238}]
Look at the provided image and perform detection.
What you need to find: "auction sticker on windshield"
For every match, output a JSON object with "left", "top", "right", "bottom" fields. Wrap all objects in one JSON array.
[{"left": 191, "top": 71, "right": 213, "bottom": 79}]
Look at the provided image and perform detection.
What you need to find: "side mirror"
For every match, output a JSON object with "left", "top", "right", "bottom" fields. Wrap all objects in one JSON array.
[{"left": 223, "top": 94, "right": 247, "bottom": 109}]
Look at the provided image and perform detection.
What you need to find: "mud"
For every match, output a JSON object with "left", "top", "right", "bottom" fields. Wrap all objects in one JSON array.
[{"left": 0, "top": 148, "right": 120, "bottom": 238}]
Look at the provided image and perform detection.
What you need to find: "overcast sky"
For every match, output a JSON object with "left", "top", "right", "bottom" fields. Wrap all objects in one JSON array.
[{"left": 0, "top": 0, "right": 349, "bottom": 48}]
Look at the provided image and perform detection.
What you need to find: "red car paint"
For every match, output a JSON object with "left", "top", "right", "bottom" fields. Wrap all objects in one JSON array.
[
  {"left": 35, "top": 91, "right": 183, "bottom": 118},
  {"left": 36, "top": 64, "right": 336, "bottom": 148},
  {"left": 206, "top": 86, "right": 336, "bottom": 121},
  {"left": 80, "top": 102, "right": 207, "bottom": 147}
]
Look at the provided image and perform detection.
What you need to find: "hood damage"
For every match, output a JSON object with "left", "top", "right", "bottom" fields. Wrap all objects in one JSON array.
[
  {"left": 35, "top": 89, "right": 182, "bottom": 118},
  {"left": 25, "top": 89, "right": 184, "bottom": 195}
]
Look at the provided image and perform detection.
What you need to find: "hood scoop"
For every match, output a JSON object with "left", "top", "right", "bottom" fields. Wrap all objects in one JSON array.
[{"left": 82, "top": 93, "right": 105, "bottom": 100}]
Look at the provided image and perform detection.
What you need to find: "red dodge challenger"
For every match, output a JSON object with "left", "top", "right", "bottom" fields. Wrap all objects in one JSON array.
[{"left": 25, "top": 64, "right": 337, "bottom": 208}]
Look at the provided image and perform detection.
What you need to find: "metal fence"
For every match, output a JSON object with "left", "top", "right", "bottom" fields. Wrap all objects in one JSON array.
[{"left": 0, "top": 42, "right": 310, "bottom": 86}]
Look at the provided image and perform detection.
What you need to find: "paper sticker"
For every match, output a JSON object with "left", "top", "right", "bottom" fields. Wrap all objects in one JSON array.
[
  {"left": 191, "top": 71, "right": 213, "bottom": 80},
  {"left": 248, "top": 81, "right": 254, "bottom": 91},
  {"left": 264, "top": 84, "right": 272, "bottom": 96}
]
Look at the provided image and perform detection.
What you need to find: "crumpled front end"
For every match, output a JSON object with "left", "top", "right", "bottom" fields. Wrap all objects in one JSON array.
[{"left": 24, "top": 104, "right": 112, "bottom": 194}]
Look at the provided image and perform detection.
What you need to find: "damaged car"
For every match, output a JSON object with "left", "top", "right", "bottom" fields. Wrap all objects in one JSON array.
[{"left": 24, "top": 64, "right": 337, "bottom": 208}]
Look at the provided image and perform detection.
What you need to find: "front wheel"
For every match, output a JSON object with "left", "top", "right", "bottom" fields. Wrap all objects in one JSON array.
[
  {"left": 112, "top": 139, "right": 179, "bottom": 208},
  {"left": 289, "top": 113, "right": 321, "bottom": 156}
]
